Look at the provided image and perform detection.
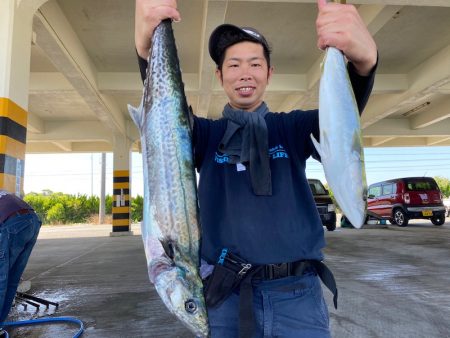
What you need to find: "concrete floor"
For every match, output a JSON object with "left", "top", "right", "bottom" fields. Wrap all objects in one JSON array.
[{"left": 3, "top": 218, "right": 450, "bottom": 338}]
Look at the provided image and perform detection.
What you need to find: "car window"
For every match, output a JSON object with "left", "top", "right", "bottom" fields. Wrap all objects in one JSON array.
[
  {"left": 368, "top": 185, "right": 381, "bottom": 197},
  {"left": 405, "top": 179, "right": 438, "bottom": 191},
  {"left": 308, "top": 180, "right": 327, "bottom": 195},
  {"left": 382, "top": 183, "right": 393, "bottom": 195}
]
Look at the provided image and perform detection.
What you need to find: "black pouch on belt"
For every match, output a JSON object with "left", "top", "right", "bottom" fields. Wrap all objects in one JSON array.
[{"left": 204, "top": 249, "right": 252, "bottom": 308}]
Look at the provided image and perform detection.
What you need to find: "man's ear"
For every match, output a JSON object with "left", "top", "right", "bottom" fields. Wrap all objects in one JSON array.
[
  {"left": 215, "top": 68, "right": 223, "bottom": 85},
  {"left": 267, "top": 66, "right": 274, "bottom": 83}
]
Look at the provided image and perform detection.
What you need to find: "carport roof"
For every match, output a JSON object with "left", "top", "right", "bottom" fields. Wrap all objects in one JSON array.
[{"left": 26, "top": 0, "right": 450, "bottom": 153}]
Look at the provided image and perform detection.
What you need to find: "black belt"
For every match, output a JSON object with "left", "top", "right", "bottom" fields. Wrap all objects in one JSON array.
[
  {"left": 238, "top": 260, "right": 338, "bottom": 338},
  {"left": 254, "top": 260, "right": 314, "bottom": 280},
  {"left": 16, "top": 209, "right": 33, "bottom": 215}
]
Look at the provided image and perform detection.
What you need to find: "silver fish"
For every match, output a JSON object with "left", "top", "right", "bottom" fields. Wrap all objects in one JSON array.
[
  {"left": 311, "top": 47, "right": 367, "bottom": 228},
  {"left": 128, "top": 20, "right": 209, "bottom": 337}
]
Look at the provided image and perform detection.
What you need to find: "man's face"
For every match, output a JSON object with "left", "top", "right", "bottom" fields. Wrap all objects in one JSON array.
[{"left": 216, "top": 41, "right": 273, "bottom": 112}]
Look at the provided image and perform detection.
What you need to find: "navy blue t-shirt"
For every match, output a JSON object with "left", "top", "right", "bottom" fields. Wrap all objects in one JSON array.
[{"left": 194, "top": 110, "right": 325, "bottom": 265}]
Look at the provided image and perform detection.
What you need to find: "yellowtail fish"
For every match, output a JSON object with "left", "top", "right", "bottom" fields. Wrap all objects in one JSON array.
[{"left": 311, "top": 47, "right": 367, "bottom": 228}]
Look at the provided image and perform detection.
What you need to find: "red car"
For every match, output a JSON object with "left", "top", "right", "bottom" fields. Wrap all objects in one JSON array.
[{"left": 367, "top": 177, "right": 446, "bottom": 227}]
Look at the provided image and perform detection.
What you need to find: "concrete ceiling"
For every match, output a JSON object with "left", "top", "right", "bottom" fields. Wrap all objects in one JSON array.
[{"left": 26, "top": 0, "right": 450, "bottom": 153}]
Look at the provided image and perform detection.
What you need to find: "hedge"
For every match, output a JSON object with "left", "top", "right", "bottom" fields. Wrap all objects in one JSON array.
[{"left": 24, "top": 191, "right": 143, "bottom": 225}]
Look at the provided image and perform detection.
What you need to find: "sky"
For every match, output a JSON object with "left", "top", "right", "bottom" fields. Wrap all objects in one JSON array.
[{"left": 23, "top": 146, "right": 450, "bottom": 197}]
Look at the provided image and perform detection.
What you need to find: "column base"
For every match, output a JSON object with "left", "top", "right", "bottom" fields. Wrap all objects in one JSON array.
[{"left": 109, "top": 231, "right": 134, "bottom": 237}]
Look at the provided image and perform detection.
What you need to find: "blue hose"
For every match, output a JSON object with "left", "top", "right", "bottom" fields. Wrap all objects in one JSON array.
[{"left": 1, "top": 316, "right": 84, "bottom": 338}]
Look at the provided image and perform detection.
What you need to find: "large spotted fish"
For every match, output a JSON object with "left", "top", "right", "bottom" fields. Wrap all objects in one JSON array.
[{"left": 128, "top": 19, "right": 209, "bottom": 337}]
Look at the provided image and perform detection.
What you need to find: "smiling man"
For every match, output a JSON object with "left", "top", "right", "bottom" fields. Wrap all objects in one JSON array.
[
  {"left": 135, "top": 0, "right": 377, "bottom": 337},
  {"left": 210, "top": 26, "right": 273, "bottom": 112}
]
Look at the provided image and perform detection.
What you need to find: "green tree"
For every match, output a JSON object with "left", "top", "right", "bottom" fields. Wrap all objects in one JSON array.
[
  {"left": 24, "top": 192, "right": 114, "bottom": 225},
  {"left": 434, "top": 176, "right": 450, "bottom": 197},
  {"left": 46, "top": 202, "right": 66, "bottom": 224},
  {"left": 105, "top": 195, "right": 113, "bottom": 214},
  {"left": 24, "top": 192, "right": 49, "bottom": 223},
  {"left": 131, "top": 195, "right": 144, "bottom": 222}
]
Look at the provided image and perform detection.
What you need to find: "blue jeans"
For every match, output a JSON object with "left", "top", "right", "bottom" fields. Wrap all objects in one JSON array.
[
  {"left": 0, "top": 212, "right": 41, "bottom": 323},
  {"left": 207, "top": 272, "right": 330, "bottom": 338}
]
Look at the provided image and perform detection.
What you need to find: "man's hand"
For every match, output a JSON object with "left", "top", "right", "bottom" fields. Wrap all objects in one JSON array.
[
  {"left": 135, "top": 0, "right": 181, "bottom": 60},
  {"left": 316, "top": 0, "right": 377, "bottom": 76}
]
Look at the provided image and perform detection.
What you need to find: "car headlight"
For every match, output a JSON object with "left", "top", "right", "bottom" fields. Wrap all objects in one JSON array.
[{"left": 327, "top": 204, "right": 335, "bottom": 212}]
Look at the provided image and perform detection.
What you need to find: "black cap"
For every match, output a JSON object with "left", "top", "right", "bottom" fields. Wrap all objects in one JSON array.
[{"left": 208, "top": 24, "right": 270, "bottom": 66}]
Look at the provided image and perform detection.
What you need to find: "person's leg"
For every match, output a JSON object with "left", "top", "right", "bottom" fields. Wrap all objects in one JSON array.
[
  {"left": 256, "top": 273, "right": 331, "bottom": 338},
  {"left": 206, "top": 273, "right": 331, "bottom": 338},
  {"left": 207, "top": 291, "right": 240, "bottom": 338},
  {"left": 0, "top": 225, "right": 10, "bottom": 323},
  {"left": 0, "top": 213, "right": 41, "bottom": 322}
]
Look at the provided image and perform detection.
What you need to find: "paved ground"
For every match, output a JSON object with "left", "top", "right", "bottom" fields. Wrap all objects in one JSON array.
[{"left": 3, "top": 217, "right": 450, "bottom": 338}]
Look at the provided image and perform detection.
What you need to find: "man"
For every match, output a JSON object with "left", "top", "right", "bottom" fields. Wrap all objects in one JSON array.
[
  {"left": 135, "top": 0, "right": 377, "bottom": 337},
  {"left": 0, "top": 191, "right": 41, "bottom": 325}
]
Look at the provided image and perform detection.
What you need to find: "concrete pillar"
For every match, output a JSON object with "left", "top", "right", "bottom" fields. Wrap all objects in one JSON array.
[
  {"left": 99, "top": 152, "right": 106, "bottom": 224},
  {"left": 110, "top": 133, "right": 133, "bottom": 236},
  {"left": 0, "top": 99, "right": 27, "bottom": 195},
  {"left": 0, "top": 0, "right": 34, "bottom": 196}
]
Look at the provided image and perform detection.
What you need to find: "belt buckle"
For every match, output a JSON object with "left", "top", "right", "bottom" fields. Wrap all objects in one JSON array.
[{"left": 267, "top": 263, "right": 292, "bottom": 280}]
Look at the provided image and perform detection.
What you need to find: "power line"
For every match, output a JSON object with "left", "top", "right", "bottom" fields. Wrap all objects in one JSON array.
[{"left": 363, "top": 152, "right": 450, "bottom": 156}]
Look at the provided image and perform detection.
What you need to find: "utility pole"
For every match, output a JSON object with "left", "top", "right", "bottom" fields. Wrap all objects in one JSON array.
[
  {"left": 99, "top": 153, "right": 106, "bottom": 224},
  {"left": 90, "top": 153, "right": 94, "bottom": 196}
]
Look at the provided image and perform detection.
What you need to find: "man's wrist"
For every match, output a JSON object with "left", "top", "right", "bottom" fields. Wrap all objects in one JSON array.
[
  {"left": 136, "top": 44, "right": 150, "bottom": 60},
  {"left": 137, "top": 49, "right": 149, "bottom": 83},
  {"left": 351, "top": 52, "right": 378, "bottom": 77}
]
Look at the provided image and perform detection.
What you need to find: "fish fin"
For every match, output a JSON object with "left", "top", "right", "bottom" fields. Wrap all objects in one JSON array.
[
  {"left": 321, "top": 131, "right": 332, "bottom": 158},
  {"left": 160, "top": 237, "right": 176, "bottom": 260},
  {"left": 363, "top": 186, "right": 368, "bottom": 202},
  {"left": 310, "top": 133, "right": 323, "bottom": 158},
  {"left": 128, "top": 98, "right": 144, "bottom": 129},
  {"left": 351, "top": 130, "right": 362, "bottom": 162},
  {"left": 320, "top": 48, "right": 328, "bottom": 72},
  {"left": 188, "top": 105, "right": 194, "bottom": 131}
]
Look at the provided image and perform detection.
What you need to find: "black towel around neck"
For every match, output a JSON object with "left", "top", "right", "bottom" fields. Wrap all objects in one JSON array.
[{"left": 219, "top": 103, "right": 272, "bottom": 196}]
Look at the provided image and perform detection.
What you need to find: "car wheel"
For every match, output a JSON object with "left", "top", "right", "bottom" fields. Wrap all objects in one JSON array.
[
  {"left": 389, "top": 219, "right": 396, "bottom": 225},
  {"left": 393, "top": 209, "right": 408, "bottom": 227},
  {"left": 431, "top": 215, "right": 445, "bottom": 226},
  {"left": 326, "top": 223, "right": 336, "bottom": 231}
]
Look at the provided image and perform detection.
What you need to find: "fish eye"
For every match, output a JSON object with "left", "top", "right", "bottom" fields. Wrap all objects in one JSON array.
[{"left": 185, "top": 299, "right": 197, "bottom": 314}]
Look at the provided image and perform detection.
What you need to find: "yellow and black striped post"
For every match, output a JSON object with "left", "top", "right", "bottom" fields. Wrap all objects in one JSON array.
[
  {"left": 0, "top": 98, "right": 27, "bottom": 195},
  {"left": 112, "top": 170, "right": 131, "bottom": 232}
]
